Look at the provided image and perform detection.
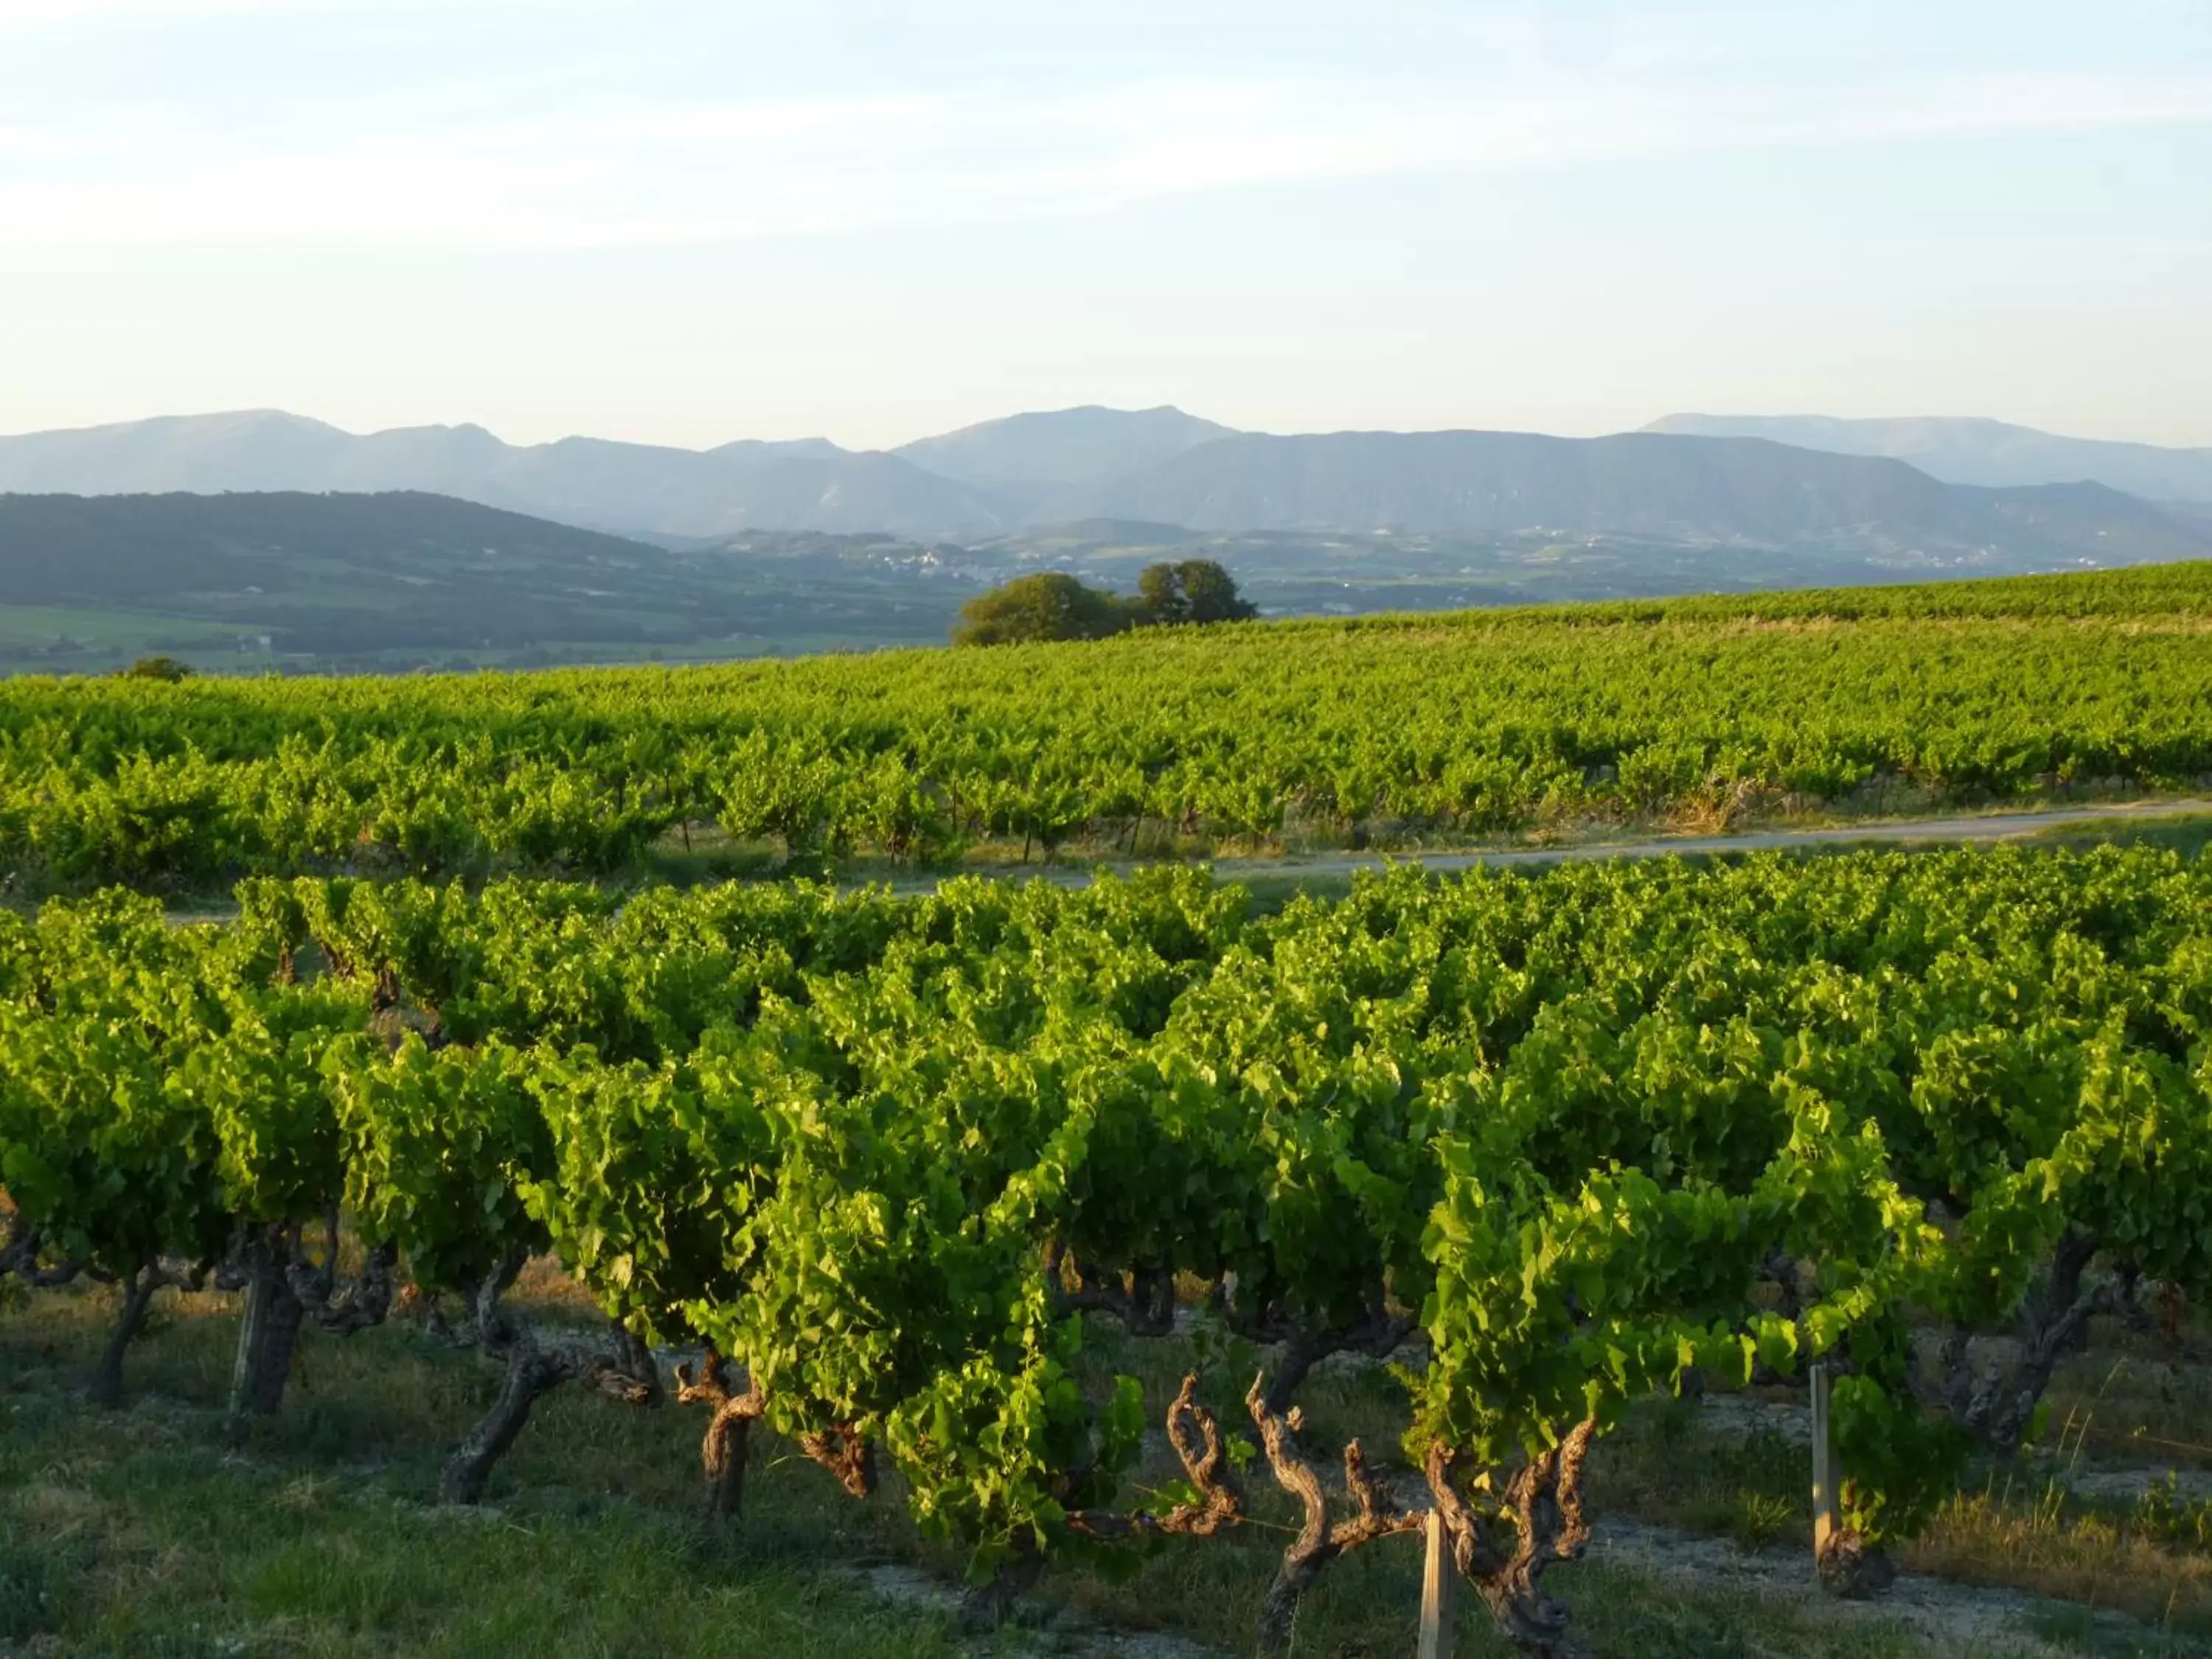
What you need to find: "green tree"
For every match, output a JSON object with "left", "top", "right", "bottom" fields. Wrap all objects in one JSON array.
[
  {"left": 950, "top": 573, "right": 1131, "bottom": 647},
  {"left": 1134, "top": 560, "right": 1257, "bottom": 626},
  {"left": 119, "top": 654, "right": 193, "bottom": 681}
]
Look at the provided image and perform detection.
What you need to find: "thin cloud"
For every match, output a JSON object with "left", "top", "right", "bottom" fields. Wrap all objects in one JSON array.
[{"left": 1, "top": 65, "right": 2208, "bottom": 246}]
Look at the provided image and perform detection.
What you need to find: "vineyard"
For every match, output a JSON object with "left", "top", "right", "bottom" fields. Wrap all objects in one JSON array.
[
  {"left": 6, "top": 845, "right": 2210, "bottom": 1655},
  {"left": 2, "top": 561, "right": 2211, "bottom": 889}
]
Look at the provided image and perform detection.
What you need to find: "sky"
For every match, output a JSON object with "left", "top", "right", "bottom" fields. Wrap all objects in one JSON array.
[{"left": 1, "top": 0, "right": 2208, "bottom": 452}]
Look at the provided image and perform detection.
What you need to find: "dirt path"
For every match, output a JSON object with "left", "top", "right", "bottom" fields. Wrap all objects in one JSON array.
[
  {"left": 1223, "top": 796, "right": 2212, "bottom": 879},
  {"left": 139, "top": 796, "right": 2211, "bottom": 925},
  {"left": 874, "top": 796, "right": 2212, "bottom": 897}
]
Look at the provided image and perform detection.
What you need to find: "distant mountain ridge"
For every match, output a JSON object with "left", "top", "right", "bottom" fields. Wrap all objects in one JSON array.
[
  {"left": 3, "top": 407, "right": 2208, "bottom": 571},
  {"left": 0, "top": 411, "right": 1011, "bottom": 540},
  {"left": 1049, "top": 428, "right": 2210, "bottom": 563},
  {"left": 0, "top": 406, "right": 1254, "bottom": 542},
  {"left": 1643, "top": 413, "right": 2212, "bottom": 504},
  {"left": 893, "top": 405, "right": 1236, "bottom": 490}
]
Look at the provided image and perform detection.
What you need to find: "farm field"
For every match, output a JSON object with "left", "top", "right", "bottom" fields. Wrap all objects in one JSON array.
[
  {"left": 3, "top": 561, "right": 2211, "bottom": 894},
  {"left": 13, "top": 4, "right": 2208, "bottom": 1652},
  {"left": 5, "top": 561, "right": 2211, "bottom": 1656},
  {"left": 5, "top": 845, "right": 2211, "bottom": 1655},
  {"left": 17, "top": 4, "right": 2209, "bottom": 1655}
]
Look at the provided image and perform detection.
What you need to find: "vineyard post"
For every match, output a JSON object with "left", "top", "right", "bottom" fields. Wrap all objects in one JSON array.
[
  {"left": 1417, "top": 1506, "right": 1453, "bottom": 1659},
  {"left": 1810, "top": 1360, "right": 1838, "bottom": 1572}
]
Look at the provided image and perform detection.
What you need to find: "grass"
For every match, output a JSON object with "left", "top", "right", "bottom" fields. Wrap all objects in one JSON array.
[
  {"left": 1065, "top": 1321, "right": 2212, "bottom": 1655},
  {"left": 12, "top": 1281, "right": 2191, "bottom": 1658},
  {"left": 2043, "top": 1332, "right": 2212, "bottom": 1475},
  {"left": 2020, "top": 813, "right": 2212, "bottom": 860},
  {"left": 1905, "top": 1480, "right": 2212, "bottom": 1640},
  {"left": 1579, "top": 1387, "right": 2212, "bottom": 1644},
  {"left": 0, "top": 1281, "right": 1001, "bottom": 1658}
]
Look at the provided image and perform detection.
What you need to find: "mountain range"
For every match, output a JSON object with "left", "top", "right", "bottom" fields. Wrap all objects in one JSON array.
[
  {"left": 1642, "top": 414, "right": 2212, "bottom": 503},
  {"left": 891, "top": 405, "right": 1234, "bottom": 493},
  {"left": 1050, "top": 430, "right": 2210, "bottom": 563},
  {"left": 0, "top": 411, "right": 998, "bottom": 540},
  {"left": 3, "top": 406, "right": 2208, "bottom": 567}
]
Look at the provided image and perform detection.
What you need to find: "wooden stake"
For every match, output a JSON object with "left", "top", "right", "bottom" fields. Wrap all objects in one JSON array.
[
  {"left": 1810, "top": 1360, "right": 1838, "bottom": 1571},
  {"left": 1418, "top": 1506, "right": 1454, "bottom": 1659}
]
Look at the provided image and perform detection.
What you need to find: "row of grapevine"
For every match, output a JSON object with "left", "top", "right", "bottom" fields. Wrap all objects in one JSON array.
[
  {"left": 4, "top": 563, "right": 2211, "bottom": 885},
  {"left": 5, "top": 846, "right": 2210, "bottom": 1652}
]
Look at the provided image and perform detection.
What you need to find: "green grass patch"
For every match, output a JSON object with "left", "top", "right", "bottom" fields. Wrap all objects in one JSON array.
[{"left": 4, "top": 1281, "right": 2204, "bottom": 1658}]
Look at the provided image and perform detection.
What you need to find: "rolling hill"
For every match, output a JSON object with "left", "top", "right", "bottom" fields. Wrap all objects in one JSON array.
[
  {"left": 0, "top": 489, "right": 662, "bottom": 605},
  {"left": 0, "top": 491, "right": 975, "bottom": 668}
]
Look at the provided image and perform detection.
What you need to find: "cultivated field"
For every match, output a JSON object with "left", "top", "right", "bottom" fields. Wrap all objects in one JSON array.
[{"left": 5, "top": 566, "right": 2211, "bottom": 1655}]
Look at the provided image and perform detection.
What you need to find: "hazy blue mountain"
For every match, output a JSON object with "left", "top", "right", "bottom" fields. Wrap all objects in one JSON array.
[
  {"left": 1642, "top": 414, "right": 2212, "bottom": 504},
  {"left": 0, "top": 412, "right": 1010, "bottom": 539},
  {"left": 1058, "top": 430, "right": 2211, "bottom": 563},
  {"left": 431, "top": 436, "right": 1015, "bottom": 539},
  {"left": 0, "top": 411, "right": 364, "bottom": 494},
  {"left": 894, "top": 405, "right": 1237, "bottom": 491},
  {"left": 5, "top": 409, "right": 2207, "bottom": 566}
]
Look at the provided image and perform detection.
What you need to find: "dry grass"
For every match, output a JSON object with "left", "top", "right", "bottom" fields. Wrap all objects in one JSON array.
[
  {"left": 1903, "top": 1479, "right": 2212, "bottom": 1635},
  {"left": 2044, "top": 1332, "right": 2212, "bottom": 1475}
]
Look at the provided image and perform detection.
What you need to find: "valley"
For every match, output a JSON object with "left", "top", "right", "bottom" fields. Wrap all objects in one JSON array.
[{"left": 4, "top": 403, "right": 2210, "bottom": 674}]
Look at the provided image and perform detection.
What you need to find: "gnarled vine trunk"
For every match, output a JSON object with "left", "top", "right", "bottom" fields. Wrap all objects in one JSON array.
[
  {"left": 1816, "top": 1528, "right": 1896, "bottom": 1598},
  {"left": 221, "top": 1217, "right": 397, "bottom": 1429},
  {"left": 1927, "top": 1226, "right": 2115, "bottom": 1461},
  {"left": 1425, "top": 1422, "right": 1598, "bottom": 1658},
  {"left": 797, "top": 1423, "right": 877, "bottom": 1498},
  {"left": 88, "top": 1258, "right": 189, "bottom": 1409},
  {"left": 957, "top": 1544, "right": 1045, "bottom": 1632},
  {"left": 1218, "top": 1277, "right": 1412, "bottom": 1426},
  {"left": 673, "top": 1348, "right": 765, "bottom": 1523},
  {"left": 229, "top": 1248, "right": 307, "bottom": 1424},
  {"left": 439, "top": 1320, "right": 661, "bottom": 1505},
  {"left": 1245, "top": 1374, "right": 1421, "bottom": 1657},
  {"left": 3, "top": 1214, "right": 97, "bottom": 1295},
  {"left": 1066, "top": 1374, "right": 1247, "bottom": 1543},
  {"left": 1043, "top": 1244, "right": 1180, "bottom": 1337}
]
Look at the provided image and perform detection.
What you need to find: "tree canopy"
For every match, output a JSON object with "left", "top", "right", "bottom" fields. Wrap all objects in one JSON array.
[
  {"left": 952, "top": 560, "right": 1254, "bottom": 646},
  {"left": 1135, "top": 560, "right": 1259, "bottom": 625},
  {"left": 949, "top": 572, "right": 1132, "bottom": 647},
  {"left": 118, "top": 655, "right": 194, "bottom": 681}
]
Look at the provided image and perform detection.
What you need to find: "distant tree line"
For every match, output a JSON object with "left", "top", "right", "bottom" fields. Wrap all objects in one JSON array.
[{"left": 951, "top": 560, "right": 1257, "bottom": 647}]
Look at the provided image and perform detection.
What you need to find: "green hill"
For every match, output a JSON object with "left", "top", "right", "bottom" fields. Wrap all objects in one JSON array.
[{"left": 0, "top": 490, "right": 971, "bottom": 672}]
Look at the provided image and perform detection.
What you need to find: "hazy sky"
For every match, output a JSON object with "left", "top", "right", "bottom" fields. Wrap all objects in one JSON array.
[{"left": 2, "top": 0, "right": 2208, "bottom": 451}]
